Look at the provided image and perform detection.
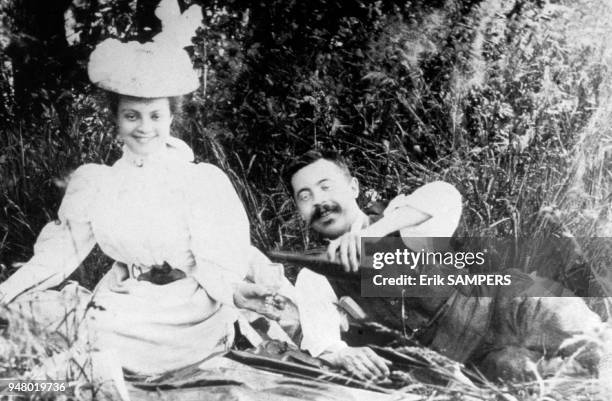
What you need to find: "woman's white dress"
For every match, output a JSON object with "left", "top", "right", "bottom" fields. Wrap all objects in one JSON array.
[{"left": 0, "top": 139, "right": 251, "bottom": 374}]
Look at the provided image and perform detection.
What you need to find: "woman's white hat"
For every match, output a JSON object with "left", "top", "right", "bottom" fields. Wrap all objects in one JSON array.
[{"left": 88, "top": 0, "right": 202, "bottom": 97}]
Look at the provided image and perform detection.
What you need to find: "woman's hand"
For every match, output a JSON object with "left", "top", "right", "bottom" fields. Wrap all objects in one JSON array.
[{"left": 233, "top": 282, "right": 286, "bottom": 321}]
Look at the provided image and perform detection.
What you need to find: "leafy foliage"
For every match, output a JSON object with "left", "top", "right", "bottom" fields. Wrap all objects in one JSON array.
[
  {"left": 3, "top": 0, "right": 612, "bottom": 399},
  {"left": 2, "top": 0, "right": 612, "bottom": 275}
]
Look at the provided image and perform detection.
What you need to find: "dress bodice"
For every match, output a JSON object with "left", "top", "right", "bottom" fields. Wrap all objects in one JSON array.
[
  {"left": 0, "top": 138, "right": 250, "bottom": 306},
  {"left": 85, "top": 149, "right": 195, "bottom": 271}
]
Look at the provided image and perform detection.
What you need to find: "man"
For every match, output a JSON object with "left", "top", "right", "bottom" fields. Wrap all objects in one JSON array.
[
  {"left": 284, "top": 150, "right": 462, "bottom": 380},
  {"left": 284, "top": 150, "right": 605, "bottom": 381}
]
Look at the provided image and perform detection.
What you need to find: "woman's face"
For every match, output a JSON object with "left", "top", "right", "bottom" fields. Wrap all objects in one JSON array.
[{"left": 116, "top": 96, "right": 173, "bottom": 156}]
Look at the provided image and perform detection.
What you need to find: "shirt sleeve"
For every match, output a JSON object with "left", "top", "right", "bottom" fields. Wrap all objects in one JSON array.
[
  {"left": 385, "top": 181, "right": 462, "bottom": 238},
  {"left": 188, "top": 163, "right": 251, "bottom": 306},
  {"left": 295, "top": 269, "right": 348, "bottom": 357},
  {"left": 0, "top": 165, "right": 99, "bottom": 303}
]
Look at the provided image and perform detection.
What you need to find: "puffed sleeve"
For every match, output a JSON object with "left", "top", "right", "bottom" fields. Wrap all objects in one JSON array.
[
  {"left": 385, "top": 181, "right": 462, "bottom": 238},
  {"left": 0, "top": 164, "right": 100, "bottom": 303},
  {"left": 166, "top": 136, "right": 194, "bottom": 162},
  {"left": 188, "top": 163, "right": 251, "bottom": 306}
]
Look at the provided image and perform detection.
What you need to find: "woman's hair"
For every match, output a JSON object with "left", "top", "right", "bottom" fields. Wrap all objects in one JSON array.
[{"left": 105, "top": 91, "right": 183, "bottom": 116}]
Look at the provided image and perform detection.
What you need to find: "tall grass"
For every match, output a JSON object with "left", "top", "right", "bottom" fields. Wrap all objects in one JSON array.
[
  {"left": 0, "top": 93, "right": 119, "bottom": 285},
  {"left": 2, "top": 0, "right": 612, "bottom": 399}
]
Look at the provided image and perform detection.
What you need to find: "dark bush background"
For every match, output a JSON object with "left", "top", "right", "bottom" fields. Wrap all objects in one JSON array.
[{"left": 2, "top": 0, "right": 612, "bottom": 291}]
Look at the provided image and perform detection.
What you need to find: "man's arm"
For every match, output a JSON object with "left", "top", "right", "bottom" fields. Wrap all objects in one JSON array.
[
  {"left": 328, "top": 181, "right": 461, "bottom": 272},
  {"left": 327, "top": 205, "right": 431, "bottom": 272},
  {"left": 364, "top": 204, "right": 431, "bottom": 238},
  {"left": 294, "top": 269, "right": 391, "bottom": 379}
]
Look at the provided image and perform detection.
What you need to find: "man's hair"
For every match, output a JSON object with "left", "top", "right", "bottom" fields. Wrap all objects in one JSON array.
[{"left": 283, "top": 150, "right": 352, "bottom": 193}]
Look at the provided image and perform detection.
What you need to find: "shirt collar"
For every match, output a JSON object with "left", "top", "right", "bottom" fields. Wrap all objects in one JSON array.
[
  {"left": 120, "top": 144, "right": 170, "bottom": 168},
  {"left": 118, "top": 137, "right": 194, "bottom": 168}
]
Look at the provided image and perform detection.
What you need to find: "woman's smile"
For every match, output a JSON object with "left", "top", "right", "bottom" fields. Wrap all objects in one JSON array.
[{"left": 132, "top": 133, "right": 158, "bottom": 142}]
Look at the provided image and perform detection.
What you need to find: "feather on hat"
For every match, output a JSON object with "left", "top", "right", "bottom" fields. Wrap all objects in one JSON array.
[{"left": 88, "top": 0, "right": 202, "bottom": 97}]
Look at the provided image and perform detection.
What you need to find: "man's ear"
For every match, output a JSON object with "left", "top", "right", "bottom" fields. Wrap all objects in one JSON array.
[{"left": 350, "top": 176, "right": 359, "bottom": 199}]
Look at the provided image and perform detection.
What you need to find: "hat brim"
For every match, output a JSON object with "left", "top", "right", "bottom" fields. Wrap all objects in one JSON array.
[{"left": 88, "top": 39, "right": 200, "bottom": 98}]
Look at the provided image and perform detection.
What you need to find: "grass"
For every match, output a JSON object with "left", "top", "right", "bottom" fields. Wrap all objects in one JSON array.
[
  {"left": 1, "top": 307, "right": 610, "bottom": 400},
  {"left": 2, "top": 0, "right": 612, "bottom": 399}
]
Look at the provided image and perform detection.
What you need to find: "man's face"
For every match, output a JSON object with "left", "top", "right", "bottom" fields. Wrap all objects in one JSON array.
[{"left": 291, "top": 159, "right": 360, "bottom": 238}]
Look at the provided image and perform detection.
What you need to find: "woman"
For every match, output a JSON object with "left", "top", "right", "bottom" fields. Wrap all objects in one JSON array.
[{"left": 0, "top": 18, "right": 277, "bottom": 378}]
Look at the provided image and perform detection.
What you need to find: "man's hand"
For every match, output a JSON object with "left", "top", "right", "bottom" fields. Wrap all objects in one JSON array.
[
  {"left": 233, "top": 282, "right": 286, "bottom": 321},
  {"left": 326, "top": 230, "right": 363, "bottom": 273},
  {"left": 322, "top": 346, "right": 392, "bottom": 380},
  {"left": 326, "top": 216, "right": 383, "bottom": 272}
]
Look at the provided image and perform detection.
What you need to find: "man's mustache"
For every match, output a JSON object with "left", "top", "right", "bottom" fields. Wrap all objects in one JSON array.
[{"left": 309, "top": 203, "right": 341, "bottom": 225}]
